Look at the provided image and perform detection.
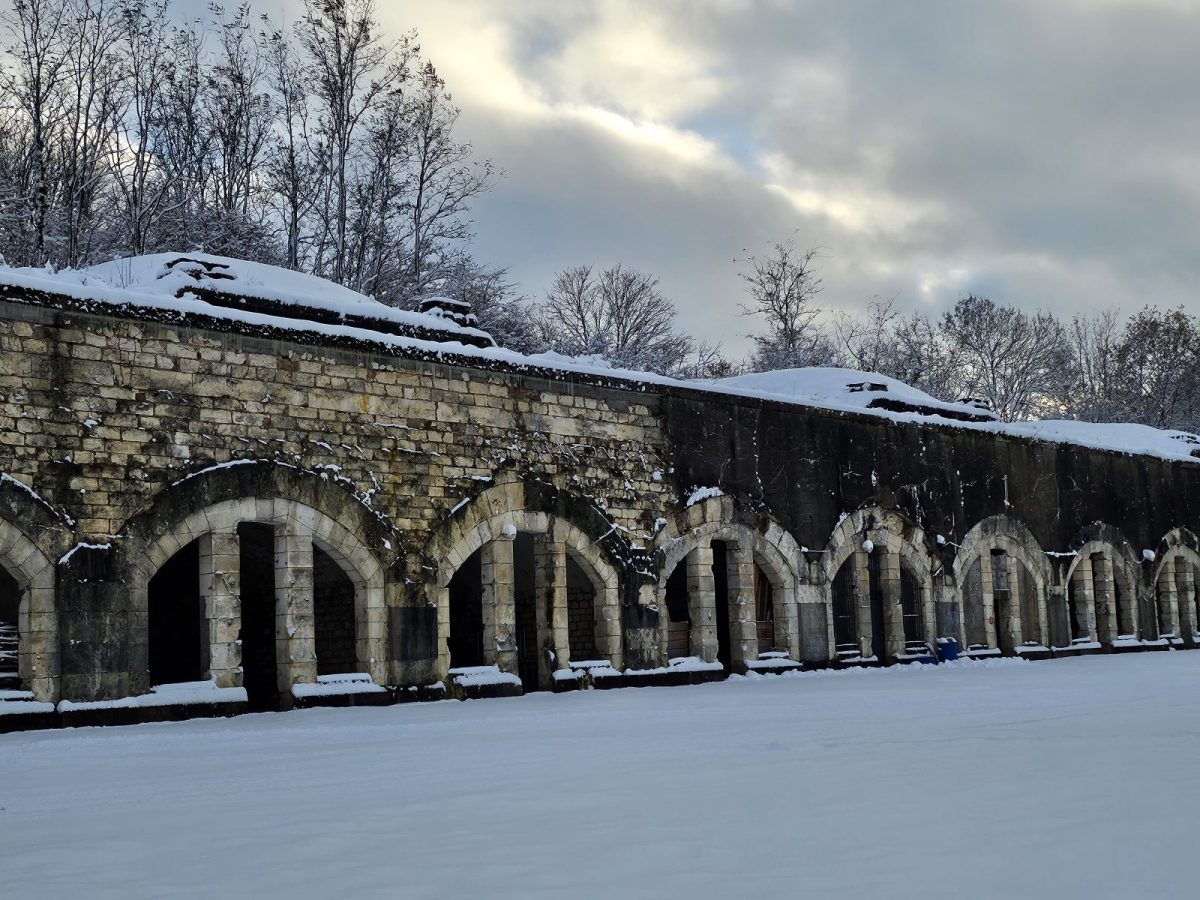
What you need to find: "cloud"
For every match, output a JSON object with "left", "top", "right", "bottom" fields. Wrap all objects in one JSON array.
[{"left": 298, "top": 0, "right": 1200, "bottom": 355}]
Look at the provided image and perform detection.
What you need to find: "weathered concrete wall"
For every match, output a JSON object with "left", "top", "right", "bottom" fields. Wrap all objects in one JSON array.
[{"left": 2, "top": 293, "right": 1200, "bottom": 710}]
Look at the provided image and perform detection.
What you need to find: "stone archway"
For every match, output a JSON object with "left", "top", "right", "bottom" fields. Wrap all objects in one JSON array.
[
  {"left": 650, "top": 494, "right": 803, "bottom": 670},
  {"left": 424, "top": 481, "right": 623, "bottom": 688},
  {"left": 822, "top": 507, "right": 937, "bottom": 663},
  {"left": 126, "top": 496, "right": 387, "bottom": 705},
  {"left": 0, "top": 517, "right": 58, "bottom": 702},
  {"left": 1062, "top": 534, "right": 1142, "bottom": 648},
  {"left": 953, "top": 516, "right": 1051, "bottom": 654},
  {"left": 1152, "top": 529, "right": 1200, "bottom": 645}
]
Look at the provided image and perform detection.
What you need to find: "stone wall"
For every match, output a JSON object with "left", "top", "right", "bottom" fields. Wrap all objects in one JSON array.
[{"left": 3, "top": 292, "right": 1200, "bottom": 710}]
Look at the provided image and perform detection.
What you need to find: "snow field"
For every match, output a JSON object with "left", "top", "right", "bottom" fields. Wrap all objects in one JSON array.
[{"left": 2, "top": 652, "right": 1198, "bottom": 898}]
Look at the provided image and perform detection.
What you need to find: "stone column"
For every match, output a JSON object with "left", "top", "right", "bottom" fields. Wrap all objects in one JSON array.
[
  {"left": 1007, "top": 556, "right": 1025, "bottom": 646},
  {"left": 879, "top": 547, "right": 905, "bottom": 658},
  {"left": 726, "top": 540, "right": 758, "bottom": 670},
  {"left": 1156, "top": 556, "right": 1178, "bottom": 640},
  {"left": 1092, "top": 554, "right": 1116, "bottom": 644},
  {"left": 274, "top": 526, "right": 316, "bottom": 693},
  {"left": 482, "top": 536, "right": 517, "bottom": 672},
  {"left": 852, "top": 549, "right": 872, "bottom": 658},
  {"left": 1070, "top": 557, "right": 1097, "bottom": 642},
  {"left": 534, "top": 535, "right": 568, "bottom": 682},
  {"left": 199, "top": 530, "right": 241, "bottom": 688},
  {"left": 1176, "top": 564, "right": 1196, "bottom": 645},
  {"left": 686, "top": 546, "right": 718, "bottom": 663}
]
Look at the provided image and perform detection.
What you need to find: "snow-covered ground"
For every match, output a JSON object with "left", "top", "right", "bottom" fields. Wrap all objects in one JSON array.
[{"left": 3, "top": 654, "right": 1198, "bottom": 898}]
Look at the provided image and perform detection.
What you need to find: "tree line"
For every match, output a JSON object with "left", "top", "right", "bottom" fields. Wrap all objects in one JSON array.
[
  {"left": 3, "top": 0, "right": 1196, "bottom": 431},
  {"left": 0, "top": 0, "right": 496, "bottom": 305}
]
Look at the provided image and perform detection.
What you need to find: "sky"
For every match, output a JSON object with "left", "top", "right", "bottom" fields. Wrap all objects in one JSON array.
[{"left": 287, "top": 0, "right": 1200, "bottom": 356}]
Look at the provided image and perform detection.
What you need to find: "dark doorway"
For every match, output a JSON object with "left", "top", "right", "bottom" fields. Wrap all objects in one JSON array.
[
  {"left": 867, "top": 553, "right": 886, "bottom": 659},
  {"left": 1067, "top": 578, "right": 1086, "bottom": 642},
  {"left": 991, "top": 550, "right": 1015, "bottom": 654},
  {"left": 900, "top": 566, "right": 923, "bottom": 650},
  {"left": 1114, "top": 570, "right": 1135, "bottom": 637},
  {"left": 712, "top": 541, "right": 731, "bottom": 670},
  {"left": 148, "top": 539, "right": 204, "bottom": 686},
  {"left": 314, "top": 546, "right": 357, "bottom": 676},
  {"left": 0, "top": 563, "right": 21, "bottom": 690},
  {"left": 831, "top": 561, "right": 858, "bottom": 654},
  {"left": 1018, "top": 562, "right": 1041, "bottom": 645},
  {"left": 566, "top": 555, "right": 599, "bottom": 660},
  {"left": 238, "top": 523, "right": 279, "bottom": 711},
  {"left": 754, "top": 564, "right": 775, "bottom": 652},
  {"left": 448, "top": 549, "right": 484, "bottom": 668},
  {"left": 665, "top": 564, "right": 690, "bottom": 659},
  {"left": 513, "top": 534, "right": 540, "bottom": 690}
]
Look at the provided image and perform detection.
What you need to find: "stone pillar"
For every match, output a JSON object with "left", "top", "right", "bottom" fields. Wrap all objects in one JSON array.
[
  {"left": 686, "top": 546, "right": 718, "bottom": 663},
  {"left": 534, "top": 535, "right": 568, "bottom": 682},
  {"left": 274, "top": 526, "right": 316, "bottom": 693},
  {"left": 1092, "top": 554, "right": 1116, "bottom": 644},
  {"left": 1070, "top": 557, "right": 1097, "bottom": 642},
  {"left": 199, "top": 530, "right": 241, "bottom": 688},
  {"left": 726, "top": 540, "right": 758, "bottom": 670},
  {"left": 1176, "top": 564, "right": 1196, "bottom": 645},
  {"left": 852, "top": 549, "right": 872, "bottom": 658},
  {"left": 482, "top": 536, "right": 516, "bottom": 672},
  {"left": 1007, "top": 555, "right": 1024, "bottom": 646},
  {"left": 1156, "top": 557, "right": 1178, "bottom": 640},
  {"left": 879, "top": 547, "right": 905, "bottom": 658}
]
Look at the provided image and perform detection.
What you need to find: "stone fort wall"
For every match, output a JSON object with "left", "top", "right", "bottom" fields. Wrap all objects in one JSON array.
[{"left": 2, "top": 291, "right": 1200, "bottom": 716}]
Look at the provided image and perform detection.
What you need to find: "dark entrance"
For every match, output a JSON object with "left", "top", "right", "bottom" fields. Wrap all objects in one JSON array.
[
  {"left": 448, "top": 549, "right": 484, "bottom": 668},
  {"left": 900, "top": 566, "right": 923, "bottom": 650},
  {"left": 148, "top": 539, "right": 204, "bottom": 686},
  {"left": 991, "top": 550, "right": 1015, "bottom": 654},
  {"left": 0, "top": 563, "right": 21, "bottom": 690},
  {"left": 566, "top": 555, "right": 599, "bottom": 660},
  {"left": 313, "top": 546, "right": 357, "bottom": 676},
  {"left": 238, "top": 523, "right": 279, "bottom": 711},
  {"left": 665, "top": 564, "right": 690, "bottom": 659},
  {"left": 712, "top": 540, "right": 732, "bottom": 670},
  {"left": 513, "top": 533, "right": 540, "bottom": 690},
  {"left": 754, "top": 564, "right": 775, "bottom": 652},
  {"left": 867, "top": 553, "right": 886, "bottom": 659},
  {"left": 831, "top": 561, "right": 858, "bottom": 654}
]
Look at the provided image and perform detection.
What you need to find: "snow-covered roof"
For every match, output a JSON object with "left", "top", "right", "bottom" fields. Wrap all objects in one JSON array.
[
  {"left": 709, "top": 368, "right": 999, "bottom": 423},
  {"left": 46, "top": 253, "right": 495, "bottom": 348},
  {"left": 2, "top": 256, "right": 1199, "bottom": 465}
]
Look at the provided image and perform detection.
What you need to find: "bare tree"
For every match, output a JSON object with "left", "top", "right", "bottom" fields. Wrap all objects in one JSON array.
[
  {"left": 296, "top": 0, "right": 414, "bottom": 283},
  {"left": 1113, "top": 306, "right": 1200, "bottom": 430},
  {"left": 539, "top": 263, "right": 696, "bottom": 375},
  {"left": 739, "top": 240, "right": 837, "bottom": 371},
  {"left": 939, "top": 295, "right": 1073, "bottom": 421},
  {"left": 1, "top": 0, "right": 71, "bottom": 261},
  {"left": 1065, "top": 308, "right": 1124, "bottom": 422},
  {"left": 834, "top": 295, "right": 900, "bottom": 374}
]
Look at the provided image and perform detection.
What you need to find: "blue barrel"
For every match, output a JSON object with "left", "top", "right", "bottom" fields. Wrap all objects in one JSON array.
[{"left": 936, "top": 637, "right": 959, "bottom": 662}]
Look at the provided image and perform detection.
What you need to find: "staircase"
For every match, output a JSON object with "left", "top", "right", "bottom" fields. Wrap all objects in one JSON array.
[{"left": 0, "top": 621, "right": 20, "bottom": 692}]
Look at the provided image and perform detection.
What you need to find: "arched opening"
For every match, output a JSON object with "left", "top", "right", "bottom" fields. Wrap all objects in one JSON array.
[
  {"left": 566, "top": 554, "right": 598, "bottom": 661},
  {"left": 313, "top": 545, "right": 358, "bottom": 676},
  {"left": 448, "top": 547, "right": 485, "bottom": 669},
  {"left": 0, "top": 562, "right": 20, "bottom": 691},
  {"left": 1067, "top": 575, "right": 1089, "bottom": 643},
  {"left": 147, "top": 539, "right": 205, "bottom": 686},
  {"left": 961, "top": 549, "right": 1041, "bottom": 652},
  {"left": 664, "top": 563, "right": 690, "bottom": 660},
  {"left": 238, "top": 522, "right": 280, "bottom": 711},
  {"left": 900, "top": 563, "right": 924, "bottom": 650},
  {"left": 754, "top": 563, "right": 776, "bottom": 651},
  {"left": 831, "top": 560, "right": 858, "bottom": 656}
]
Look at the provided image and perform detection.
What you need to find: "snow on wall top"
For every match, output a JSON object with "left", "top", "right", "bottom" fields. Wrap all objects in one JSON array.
[
  {"left": 34, "top": 253, "right": 495, "bottom": 347},
  {"left": 2, "top": 257, "right": 1199, "bottom": 465},
  {"left": 709, "top": 368, "right": 999, "bottom": 423}
]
